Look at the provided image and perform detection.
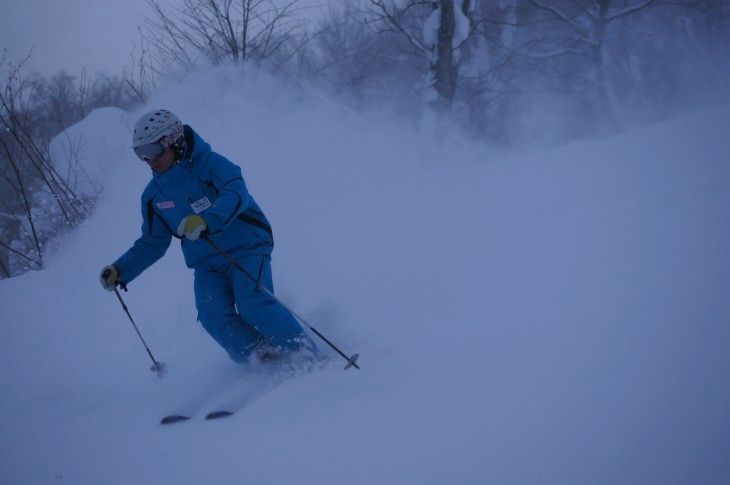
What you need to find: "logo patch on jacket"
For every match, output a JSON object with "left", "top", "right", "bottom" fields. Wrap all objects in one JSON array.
[
  {"left": 156, "top": 200, "right": 175, "bottom": 209},
  {"left": 191, "top": 196, "right": 212, "bottom": 214}
]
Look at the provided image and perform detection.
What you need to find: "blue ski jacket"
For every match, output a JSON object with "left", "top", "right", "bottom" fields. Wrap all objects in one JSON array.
[{"left": 115, "top": 126, "right": 274, "bottom": 285}]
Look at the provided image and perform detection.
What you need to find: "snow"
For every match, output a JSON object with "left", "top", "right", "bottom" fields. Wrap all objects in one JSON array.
[
  {"left": 453, "top": 1, "right": 470, "bottom": 48},
  {"left": 422, "top": 2, "right": 470, "bottom": 50},
  {"left": 48, "top": 107, "right": 129, "bottom": 197},
  {"left": 2, "top": 65, "right": 730, "bottom": 484},
  {"left": 423, "top": 7, "right": 440, "bottom": 50}
]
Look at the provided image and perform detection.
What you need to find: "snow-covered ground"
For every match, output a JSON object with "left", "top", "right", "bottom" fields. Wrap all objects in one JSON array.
[{"left": 2, "top": 68, "right": 729, "bottom": 484}]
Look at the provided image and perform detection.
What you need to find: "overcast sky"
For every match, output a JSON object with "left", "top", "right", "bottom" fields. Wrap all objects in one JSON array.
[
  {"left": 1, "top": 0, "right": 155, "bottom": 76},
  {"left": 1, "top": 0, "right": 330, "bottom": 77}
]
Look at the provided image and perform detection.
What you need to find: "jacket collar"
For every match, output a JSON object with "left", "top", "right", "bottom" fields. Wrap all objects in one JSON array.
[{"left": 151, "top": 125, "right": 211, "bottom": 180}]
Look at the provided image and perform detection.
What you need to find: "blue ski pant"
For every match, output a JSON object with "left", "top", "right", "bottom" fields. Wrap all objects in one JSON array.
[{"left": 194, "top": 255, "right": 315, "bottom": 363}]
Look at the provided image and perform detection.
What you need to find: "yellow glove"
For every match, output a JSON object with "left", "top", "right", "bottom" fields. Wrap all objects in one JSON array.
[
  {"left": 177, "top": 214, "right": 208, "bottom": 241},
  {"left": 100, "top": 265, "right": 120, "bottom": 291}
]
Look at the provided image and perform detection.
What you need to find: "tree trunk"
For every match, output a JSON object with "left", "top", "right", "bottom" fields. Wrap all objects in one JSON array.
[
  {"left": 432, "top": 0, "right": 458, "bottom": 110},
  {"left": 594, "top": 0, "right": 625, "bottom": 130}
]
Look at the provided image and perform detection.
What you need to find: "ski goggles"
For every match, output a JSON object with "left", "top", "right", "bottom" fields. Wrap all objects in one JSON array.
[{"left": 134, "top": 142, "right": 165, "bottom": 162}]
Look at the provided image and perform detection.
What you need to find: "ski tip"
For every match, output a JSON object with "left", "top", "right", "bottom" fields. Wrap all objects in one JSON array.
[
  {"left": 205, "top": 410, "right": 234, "bottom": 420},
  {"left": 160, "top": 415, "right": 191, "bottom": 425}
]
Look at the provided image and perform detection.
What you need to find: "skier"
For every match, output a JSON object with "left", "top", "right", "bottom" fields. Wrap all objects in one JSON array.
[{"left": 100, "top": 109, "right": 316, "bottom": 364}]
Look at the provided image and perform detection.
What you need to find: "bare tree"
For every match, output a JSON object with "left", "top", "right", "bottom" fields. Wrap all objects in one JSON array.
[
  {"left": 298, "top": 2, "right": 412, "bottom": 95},
  {"left": 0, "top": 55, "right": 131, "bottom": 279},
  {"left": 500, "top": 0, "right": 662, "bottom": 129},
  {"left": 675, "top": 0, "right": 730, "bottom": 80},
  {"left": 144, "top": 0, "right": 307, "bottom": 70},
  {"left": 125, "top": 28, "right": 159, "bottom": 104},
  {"left": 368, "top": 0, "right": 474, "bottom": 110}
]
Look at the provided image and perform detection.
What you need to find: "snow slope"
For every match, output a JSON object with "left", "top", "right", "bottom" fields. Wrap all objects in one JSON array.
[{"left": 2, "top": 67, "right": 729, "bottom": 484}]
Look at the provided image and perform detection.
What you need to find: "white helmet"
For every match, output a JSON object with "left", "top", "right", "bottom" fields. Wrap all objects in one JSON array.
[{"left": 132, "top": 109, "right": 184, "bottom": 149}]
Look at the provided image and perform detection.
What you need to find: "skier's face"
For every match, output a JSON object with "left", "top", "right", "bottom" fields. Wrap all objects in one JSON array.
[{"left": 146, "top": 147, "right": 176, "bottom": 173}]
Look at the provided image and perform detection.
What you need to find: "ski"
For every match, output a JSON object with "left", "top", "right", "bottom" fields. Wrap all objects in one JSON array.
[
  {"left": 160, "top": 409, "right": 233, "bottom": 422},
  {"left": 157, "top": 370, "right": 251, "bottom": 425},
  {"left": 199, "top": 380, "right": 271, "bottom": 421},
  {"left": 159, "top": 410, "right": 233, "bottom": 424},
  {"left": 205, "top": 410, "right": 234, "bottom": 420},
  {"left": 200, "top": 360, "right": 304, "bottom": 422},
  {"left": 159, "top": 356, "right": 321, "bottom": 425},
  {"left": 159, "top": 379, "right": 262, "bottom": 425},
  {"left": 160, "top": 414, "right": 192, "bottom": 425}
]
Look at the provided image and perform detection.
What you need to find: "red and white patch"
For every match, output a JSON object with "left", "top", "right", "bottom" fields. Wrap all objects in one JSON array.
[{"left": 156, "top": 200, "right": 175, "bottom": 209}]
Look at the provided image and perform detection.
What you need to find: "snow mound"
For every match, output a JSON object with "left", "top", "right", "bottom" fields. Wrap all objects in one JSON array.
[{"left": 49, "top": 107, "right": 130, "bottom": 197}]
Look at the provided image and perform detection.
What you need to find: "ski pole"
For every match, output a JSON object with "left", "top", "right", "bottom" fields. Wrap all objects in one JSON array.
[
  {"left": 202, "top": 235, "right": 360, "bottom": 370},
  {"left": 111, "top": 285, "right": 168, "bottom": 377}
]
